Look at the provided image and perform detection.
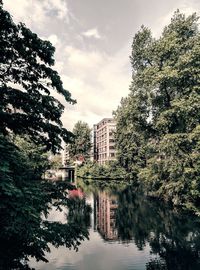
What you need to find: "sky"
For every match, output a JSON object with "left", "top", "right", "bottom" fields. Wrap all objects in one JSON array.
[{"left": 3, "top": 0, "right": 200, "bottom": 131}]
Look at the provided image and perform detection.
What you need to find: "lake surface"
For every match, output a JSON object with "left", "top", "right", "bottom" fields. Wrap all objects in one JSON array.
[{"left": 30, "top": 179, "right": 200, "bottom": 270}]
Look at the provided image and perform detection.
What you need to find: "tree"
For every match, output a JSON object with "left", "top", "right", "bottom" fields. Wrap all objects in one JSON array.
[
  {"left": 115, "top": 11, "right": 200, "bottom": 214},
  {"left": 0, "top": 133, "right": 91, "bottom": 269},
  {"left": 0, "top": 3, "right": 91, "bottom": 268},
  {"left": 69, "top": 121, "right": 91, "bottom": 160},
  {"left": 0, "top": 1, "right": 75, "bottom": 153},
  {"left": 14, "top": 135, "right": 50, "bottom": 178},
  {"left": 49, "top": 153, "right": 63, "bottom": 170},
  {"left": 114, "top": 95, "right": 147, "bottom": 179}
]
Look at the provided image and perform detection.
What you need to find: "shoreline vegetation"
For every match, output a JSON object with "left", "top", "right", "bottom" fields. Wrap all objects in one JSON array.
[
  {"left": 77, "top": 160, "right": 199, "bottom": 216},
  {"left": 76, "top": 161, "right": 127, "bottom": 180},
  {"left": 77, "top": 176, "right": 126, "bottom": 180},
  {"left": 114, "top": 10, "right": 200, "bottom": 216}
]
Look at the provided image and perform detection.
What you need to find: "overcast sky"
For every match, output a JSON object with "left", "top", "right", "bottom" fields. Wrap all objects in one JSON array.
[{"left": 3, "top": 0, "right": 200, "bottom": 130}]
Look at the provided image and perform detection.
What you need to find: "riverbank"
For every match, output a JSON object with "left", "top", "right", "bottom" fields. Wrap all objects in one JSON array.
[{"left": 77, "top": 161, "right": 127, "bottom": 180}]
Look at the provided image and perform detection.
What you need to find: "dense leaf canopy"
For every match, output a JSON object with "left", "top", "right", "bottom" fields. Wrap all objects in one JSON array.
[
  {"left": 0, "top": 2, "right": 75, "bottom": 152},
  {"left": 0, "top": 3, "right": 91, "bottom": 269},
  {"left": 69, "top": 121, "right": 91, "bottom": 160},
  {"left": 115, "top": 10, "right": 200, "bottom": 214}
]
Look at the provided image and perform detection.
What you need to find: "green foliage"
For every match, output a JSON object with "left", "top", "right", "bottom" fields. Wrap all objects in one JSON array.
[
  {"left": 77, "top": 178, "right": 131, "bottom": 196},
  {"left": 114, "top": 95, "right": 147, "bottom": 179},
  {"left": 14, "top": 135, "right": 50, "bottom": 178},
  {"left": 0, "top": 135, "right": 91, "bottom": 269},
  {"left": 0, "top": 4, "right": 90, "bottom": 269},
  {"left": 114, "top": 10, "right": 200, "bottom": 214},
  {"left": 69, "top": 121, "right": 91, "bottom": 160},
  {"left": 77, "top": 160, "right": 127, "bottom": 179},
  {"left": 49, "top": 153, "right": 63, "bottom": 170},
  {"left": 0, "top": 2, "right": 75, "bottom": 153}
]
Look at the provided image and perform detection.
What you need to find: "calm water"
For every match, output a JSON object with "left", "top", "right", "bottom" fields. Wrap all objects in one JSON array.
[{"left": 30, "top": 179, "right": 200, "bottom": 270}]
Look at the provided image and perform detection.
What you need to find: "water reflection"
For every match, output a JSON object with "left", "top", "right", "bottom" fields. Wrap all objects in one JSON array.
[
  {"left": 120, "top": 187, "right": 200, "bottom": 269},
  {"left": 0, "top": 181, "right": 91, "bottom": 270},
  {"left": 78, "top": 179, "right": 200, "bottom": 270},
  {"left": 2, "top": 178, "right": 200, "bottom": 270},
  {"left": 95, "top": 191, "right": 118, "bottom": 240}
]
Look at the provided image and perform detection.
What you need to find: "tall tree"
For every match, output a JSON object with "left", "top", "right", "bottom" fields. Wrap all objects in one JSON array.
[
  {"left": 69, "top": 121, "right": 91, "bottom": 160},
  {"left": 0, "top": 3, "right": 91, "bottom": 268},
  {"left": 0, "top": 1, "right": 75, "bottom": 153},
  {"left": 114, "top": 95, "right": 146, "bottom": 179},
  {"left": 115, "top": 11, "right": 200, "bottom": 214}
]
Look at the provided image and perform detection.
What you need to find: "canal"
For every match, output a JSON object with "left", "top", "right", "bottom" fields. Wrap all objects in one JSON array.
[{"left": 30, "top": 178, "right": 200, "bottom": 270}]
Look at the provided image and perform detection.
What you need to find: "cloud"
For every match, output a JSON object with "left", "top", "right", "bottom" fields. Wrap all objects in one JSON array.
[
  {"left": 82, "top": 28, "right": 101, "bottom": 39},
  {"left": 3, "top": 1, "right": 133, "bottom": 132},
  {"left": 48, "top": 34, "right": 59, "bottom": 46},
  {"left": 65, "top": 46, "right": 105, "bottom": 80},
  {"left": 54, "top": 61, "right": 65, "bottom": 74},
  {"left": 57, "top": 44, "right": 131, "bottom": 130},
  {"left": 150, "top": 1, "right": 200, "bottom": 37},
  {"left": 49, "top": 0, "right": 69, "bottom": 20},
  {"left": 33, "top": 38, "right": 131, "bottom": 131},
  {"left": 4, "top": 0, "right": 69, "bottom": 27}
]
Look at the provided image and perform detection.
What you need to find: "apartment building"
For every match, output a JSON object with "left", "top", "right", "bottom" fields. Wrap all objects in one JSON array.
[{"left": 94, "top": 118, "right": 116, "bottom": 164}]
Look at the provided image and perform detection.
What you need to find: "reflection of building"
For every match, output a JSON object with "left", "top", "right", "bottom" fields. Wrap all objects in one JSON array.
[
  {"left": 95, "top": 191, "right": 118, "bottom": 240},
  {"left": 94, "top": 118, "right": 116, "bottom": 164}
]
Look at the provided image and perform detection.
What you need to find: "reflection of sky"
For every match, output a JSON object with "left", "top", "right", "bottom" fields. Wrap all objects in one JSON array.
[
  {"left": 42, "top": 205, "right": 68, "bottom": 224},
  {"left": 31, "top": 230, "right": 155, "bottom": 270},
  {"left": 30, "top": 194, "right": 157, "bottom": 270}
]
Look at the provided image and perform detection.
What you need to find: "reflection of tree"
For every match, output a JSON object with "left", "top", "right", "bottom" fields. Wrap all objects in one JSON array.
[
  {"left": 77, "top": 178, "right": 129, "bottom": 196},
  {"left": 115, "top": 186, "right": 200, "bottom": 270},
  {"left": 67, "top": 196, "right": 91, "bottom": 232},
  {"left": 0, "top": 181, "right": 91, "bottom": 270},
  {"left": 77, "top": 179, "right": 200, "bottom": 269},
  {"left": 146, "top": 259, "right": 167, "bottom": 270},
  {"left": 147, "top": 229, "right": 200, "bottom": 270},
  {"left": 116, "top": 186, "right": 149, "bottom": 248}
]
